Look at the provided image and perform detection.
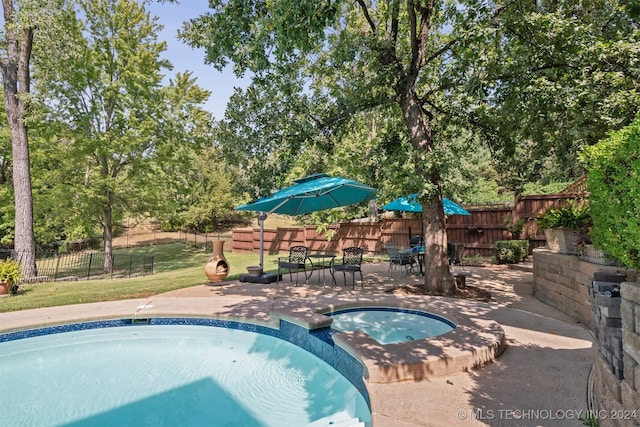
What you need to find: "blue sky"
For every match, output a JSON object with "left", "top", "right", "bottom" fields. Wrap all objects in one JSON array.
[{"left": 147, "top": 1, "right": 251, "bottom": 120}]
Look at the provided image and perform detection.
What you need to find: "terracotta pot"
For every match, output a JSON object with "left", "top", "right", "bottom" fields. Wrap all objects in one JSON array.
[
  {"left": 204, "top": 240, "right": 230, "bottom": 283},
  {"left": 0, "top": 281, "right": 10, "bottom": 295}
]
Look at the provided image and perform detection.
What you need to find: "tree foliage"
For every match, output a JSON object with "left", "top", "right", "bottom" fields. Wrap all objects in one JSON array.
[
  {"left": 483, "top": 1, "right": 640, "bottom": 190},
  {"left": 181, "top": 0, "right": 638, "bottom": 294},
  {"left": 176, "top": 148, "right": 237, "bottom": 232},
  {"left": 582, "top": 114, "right": 640, "bottom": 270},
  {"left": 33, "top": 0, "right": 213, "bottom": 271}
]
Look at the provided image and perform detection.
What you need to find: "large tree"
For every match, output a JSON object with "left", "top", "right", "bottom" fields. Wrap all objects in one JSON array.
[
  {"left": 182, "top": 0, "right": 639, "bottom": 294},
  {"left": 35, "top": 0, "right": 211, "bottom": 272},
  {"left": 0, "top": 0, "right": 34, "bottom": 276},
  {"left": 0, "top": 0, "right": 67, "bottom": 276}
]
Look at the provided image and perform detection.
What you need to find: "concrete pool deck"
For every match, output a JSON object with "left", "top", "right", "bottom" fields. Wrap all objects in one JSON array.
[{"left": 0, "top": 262, "right": 594, "bottom": 426}]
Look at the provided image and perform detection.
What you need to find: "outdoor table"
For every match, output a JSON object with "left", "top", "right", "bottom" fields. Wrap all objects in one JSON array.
[{"left": 307, "top": 253, "right": 336, "bottom": 286}]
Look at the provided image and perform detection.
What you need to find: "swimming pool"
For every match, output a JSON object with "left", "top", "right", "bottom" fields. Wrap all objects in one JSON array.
[
  {"left": 0, "top": 320, "right": 371, "bottom": 426},
  {"left": 328, "top": 307, "right": 456, "bottom": 345}
]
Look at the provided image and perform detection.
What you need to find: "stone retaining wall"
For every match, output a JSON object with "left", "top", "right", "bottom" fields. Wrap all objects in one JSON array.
[
  {"left": 533, "top": 249, "right": 639, "bottom": 426},
  {"left": 592, "top": 273, "right": 626, "bottom": 381},
  {"left": 591, "top": 279, "right": 640, "bottom": 427},
  {"left": 532, "top": 248, "right": 621, "bottom": 328}
]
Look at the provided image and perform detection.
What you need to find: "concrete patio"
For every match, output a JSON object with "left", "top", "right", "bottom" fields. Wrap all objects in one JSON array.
[{"left": 0, "top": 261, "right": 595, "bottom": 426}]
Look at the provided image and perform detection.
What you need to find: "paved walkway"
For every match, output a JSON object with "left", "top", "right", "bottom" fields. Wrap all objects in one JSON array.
[{"left": 0, "top": 262, "right": 594, "bottom": 426}]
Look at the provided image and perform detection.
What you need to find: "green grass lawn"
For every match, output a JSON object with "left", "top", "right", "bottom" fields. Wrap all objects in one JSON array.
[
  {"left": 0, "top": 243, "right": 282, "bottom": 313},
  {"left": 1, "top": 241, "right": 386, "bottom": 313}
]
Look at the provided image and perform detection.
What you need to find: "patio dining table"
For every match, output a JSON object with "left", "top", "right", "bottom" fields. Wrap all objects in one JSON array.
[{"left": 307, "top": 253, "right": 337, "bottom": 286}]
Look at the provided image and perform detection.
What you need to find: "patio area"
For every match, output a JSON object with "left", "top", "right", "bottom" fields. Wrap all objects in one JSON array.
[{"left": 0, "top": 262, "right": 594, "bottom": 426}]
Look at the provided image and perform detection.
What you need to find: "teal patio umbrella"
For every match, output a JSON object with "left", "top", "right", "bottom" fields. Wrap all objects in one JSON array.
[
  {"left": 236, "top": 174, "right": 376, "bottom": 216},
  {"left": 381, "top": 194, "right": 471, "bottom": 216},
  {"left": 236, "top": 174, "right": 376, "bottom": 267}
]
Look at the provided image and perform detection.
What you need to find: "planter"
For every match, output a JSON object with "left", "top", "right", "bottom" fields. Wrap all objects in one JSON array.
[
  {"left": 0, "top": 280, "right": 9, "bottom": 295},
  {"left": 204, "top": 240, "right": 230, "bottom": 283},
  {"left": 246, "top": 266, "right": 263, "bottom": 276},
  {"left": 544, "top": 229, "right": 559, "bottom": 252},
  {"left": 580, "top": 245, "right": 616, "bottom": 265},
  {"left": 554, "top": 228, "right": 580, "bottom": 255}
]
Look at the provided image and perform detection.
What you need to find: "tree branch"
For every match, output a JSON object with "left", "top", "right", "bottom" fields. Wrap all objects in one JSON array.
[
  {"left": 0, "top": 0, "right": 14, "bottom": 79},
  {"left": 356, "top": 0, "right": 376, "bottom": 33},
  {"left": 390, "top": 0, "right": 399, "bottom": 45},
  {"left": 312, "top": 95, "right": 399, "bottom": 131},
  {"left": 408, "top": 0, "right": 418, "bottom": 74},
  {"left": 408, "top": 0, "right": 434, "bottom": 83},
  {"left": 423, "top": 97, "right": 514, "bottom": 150},
  {"left": 423, "top": 39, "right": 456, "bottom": 67},
  {"left": 416, "top": 1, "right": 433, "bottom": 70},
  {"left": 490, "top": 62, "right": 580, "bottom": 82},
  {"left": 421, "top": 62, "right": 580, "bottom": 100},
  {"left": 18, "top": 28, "right": 33, "bottom": 96}
]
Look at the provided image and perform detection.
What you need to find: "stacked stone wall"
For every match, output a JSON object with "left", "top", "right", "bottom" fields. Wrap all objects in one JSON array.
[
  {"left": 590, "top": 278, "right": 640, "bottom": 427},
  {"left": 592, "top": 273, "right": 625, "bottom": 380},
  {"left": 533, "top": 249, "right": 621, "bottom": 327},
  {"left": 533, "top": 249, "right": 639, "bottom": 426}
]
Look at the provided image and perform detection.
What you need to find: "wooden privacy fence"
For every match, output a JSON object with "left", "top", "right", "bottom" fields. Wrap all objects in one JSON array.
[{"left": 232, "top": 192, "right": 587, "bottom": 257}]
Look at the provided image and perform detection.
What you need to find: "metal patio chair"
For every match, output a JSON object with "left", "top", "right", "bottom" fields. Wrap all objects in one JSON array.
[
  {"left": 332, "top": 246, "right": 364, "bottom": 289},
  {"left": 386, "top": 244, "right": 416, "bottom": 277},
  {"left": 277, "top": 246, "right": 311, "bottom": 286}
]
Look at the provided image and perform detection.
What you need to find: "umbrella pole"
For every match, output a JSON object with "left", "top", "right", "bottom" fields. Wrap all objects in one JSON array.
[{"left": 258, "top": 212, "right": 267, "bottom": 268}]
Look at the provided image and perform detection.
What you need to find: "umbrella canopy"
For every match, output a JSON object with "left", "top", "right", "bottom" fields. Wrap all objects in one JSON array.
[
  {"left": 236, "top": 174, "right": 376, "bottom": 215},
  {"left": 235, "top": 174, "right": 376, "bottom": 268},
  {"left": 381, "top": 194, "right": 471, "bottom": 215}
]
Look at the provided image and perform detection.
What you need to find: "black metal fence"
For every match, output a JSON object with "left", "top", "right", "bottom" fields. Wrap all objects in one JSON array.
[
  {"left": 8, "top": 250, "right": 154, "bottom": 283},
  {"left": 113, "top": 229, "right": 232, "bottom": 250}
]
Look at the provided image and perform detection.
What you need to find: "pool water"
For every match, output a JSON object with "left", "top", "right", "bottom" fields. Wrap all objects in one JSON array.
[
  {"left": 329, "top": 307, "right": 456, "bottom": 345},
  {"left": 0, "top": 325, "right": 369, "bottom": 426}
]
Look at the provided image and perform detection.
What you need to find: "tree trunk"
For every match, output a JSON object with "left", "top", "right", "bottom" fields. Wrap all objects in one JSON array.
[
  {"left": 6, "top": 87, "right": 37, "bottom": 277},
  {"left": 398, "top": 89, "right": 457, "bottom": 295},
  {"left": 1, "top": 0, "right": 37, "bottom": 277},
  {"left": 421, "top": 193, "right": 456, "bottom": 295},
  {"left": 103, "top": 191, "right": 114, "bottom": 274}
]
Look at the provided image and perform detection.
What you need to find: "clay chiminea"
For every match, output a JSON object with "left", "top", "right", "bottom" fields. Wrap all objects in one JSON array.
[{"left": 204, "top": 240, "right": 229, "bottom": 283}]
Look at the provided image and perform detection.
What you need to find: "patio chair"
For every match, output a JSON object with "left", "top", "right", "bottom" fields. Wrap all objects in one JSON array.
[
  {"left": 332, "top": 246, "right": 364, "bottom": 289},
  {"left": 409, "top": 234, "right": 423, "bottom": 248},
  {"left": 386, "top": 244, "right": 416, "bottom": 277},
  {"left": 277, "top": 246, "right": 311, "bottom": 286},
  {"left": 447, "top": 242, "right": 466, "bottom": 270}
]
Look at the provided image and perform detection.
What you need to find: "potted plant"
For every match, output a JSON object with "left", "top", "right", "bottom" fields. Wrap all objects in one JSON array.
[
  {"left": 536, "top": 201, "right": 591, "bottom": 254},
  {"left": 504, "top": 216, "right": 527, "bottom": 239},
  {"left": 0, "top": 258, "right": 22, "bottom": 295}
]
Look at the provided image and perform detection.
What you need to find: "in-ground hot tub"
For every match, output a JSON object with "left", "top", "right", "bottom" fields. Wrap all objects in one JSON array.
[
  {"left": 312, "top": 298, "right": 506, "bottom": 383},
  {"left": 327, "top": 306, "right": 456, "bottom": 345}
]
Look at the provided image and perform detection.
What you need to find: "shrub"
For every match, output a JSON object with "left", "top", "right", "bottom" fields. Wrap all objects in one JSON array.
[
  {"left": 494, "top": 240, "right": 529, "bottom": 264},
  {"left": 504, "top": 216, "right": 527, "bottom": 239},
  {"left": 536, "top": 201, "right": 591, "bottom": 231},
  {"left": 581, "top": 114, "right": 640, "bottom": 270}
]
